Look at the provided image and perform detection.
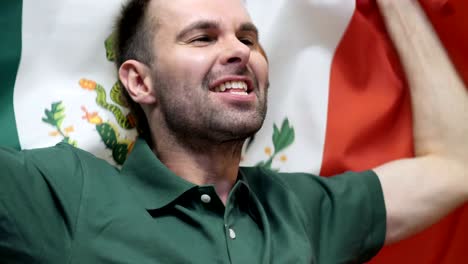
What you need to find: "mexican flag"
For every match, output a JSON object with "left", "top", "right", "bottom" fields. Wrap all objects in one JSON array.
[{"left": 1, "top": 0, "right": 467, "bottom": 263}]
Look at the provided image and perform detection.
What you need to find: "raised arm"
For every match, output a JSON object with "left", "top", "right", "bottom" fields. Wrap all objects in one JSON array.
[{"left": 374, "top": 0, "right": 468, "bottom": 245}]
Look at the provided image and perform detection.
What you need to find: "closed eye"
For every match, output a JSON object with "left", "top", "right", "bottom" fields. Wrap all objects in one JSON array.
[
  {"left": 190, "top": 35, "right": 216, "bottom": 45},
  {"left": 239, "top": 38, "right": 255, "bottom": 46}
]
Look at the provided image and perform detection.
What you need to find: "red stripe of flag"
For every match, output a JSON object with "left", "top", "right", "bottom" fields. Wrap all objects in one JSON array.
[{"left": 322, "top": 0, "right": 468, "bottom": 263}]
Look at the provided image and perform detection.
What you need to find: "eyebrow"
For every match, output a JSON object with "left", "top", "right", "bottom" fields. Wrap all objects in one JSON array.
[
  {"left": 175, "top": 20, "right": 259, "bottom": 40},
  {"left": 239, "top": 22, "right": 259, "bottom": 38}
]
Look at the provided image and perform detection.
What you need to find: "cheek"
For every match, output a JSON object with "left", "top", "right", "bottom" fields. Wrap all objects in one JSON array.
[
  {"left": 171, "top": 50, "right": 215, "bottom": 81},
  {"left": 251, "top": 54, "right": 269, "bottom": 87}
]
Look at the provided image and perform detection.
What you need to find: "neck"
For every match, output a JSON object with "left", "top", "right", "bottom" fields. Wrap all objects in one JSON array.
[{"left": 153, "top": 135, "right": 244, "bottom": 204}]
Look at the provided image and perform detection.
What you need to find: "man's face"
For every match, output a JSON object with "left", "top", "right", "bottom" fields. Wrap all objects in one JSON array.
[{"left": 148, "top": 0, "right": 269, "bottom": 143}]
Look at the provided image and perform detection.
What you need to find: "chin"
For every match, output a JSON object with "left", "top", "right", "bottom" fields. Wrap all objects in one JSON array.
[{"left": 215, "top": 118, "right": 265, "bottom": 142}]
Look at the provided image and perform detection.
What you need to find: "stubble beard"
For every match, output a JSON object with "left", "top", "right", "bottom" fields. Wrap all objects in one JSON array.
[{"left": 154, "top": 67, "right": 268, "bottom": 149}]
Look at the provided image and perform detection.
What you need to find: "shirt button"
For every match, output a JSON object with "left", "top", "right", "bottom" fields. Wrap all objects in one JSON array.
[
  {"left": 200, "top": 194, "right": 211, "bottom": 203},
  {"left": 229, "top": 228, "right": 236, "bottom": 240}
]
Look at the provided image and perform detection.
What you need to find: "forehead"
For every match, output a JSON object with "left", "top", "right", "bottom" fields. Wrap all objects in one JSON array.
[{"left": 151, "top": 0, "right": 252, "bottom": 31}]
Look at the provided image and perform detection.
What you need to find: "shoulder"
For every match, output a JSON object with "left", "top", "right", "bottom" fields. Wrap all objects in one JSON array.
[
  {"left": 253, "top": 168, "right": 382, "bottom": 201},
  {"left": 0, "top": 143, "right": 115, "bottom": 224},
  {"left": 241, "top": 166, "right": 384, "bottom": 220},
  {"left": 241, "top": 166, "right": 386, "bottom": 263},
  {"left": 0, "top": 143, "right": 85, "bottom": 186},
  {"left": 0, "top": 143, "right": 114, "bottom": 261},
  {"left": 0, "top": 143, "right": 98, "bottom": 186},
  {"left": 22, "top": 143, "right": 116, "bottom": 182},
  {"left": 240, "top": 166, "right": 369, "bottom": 201}
]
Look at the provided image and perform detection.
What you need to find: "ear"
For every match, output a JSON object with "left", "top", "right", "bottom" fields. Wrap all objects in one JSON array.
[{"left": 119, "top": 60, "right": 156, "bottom": 105}]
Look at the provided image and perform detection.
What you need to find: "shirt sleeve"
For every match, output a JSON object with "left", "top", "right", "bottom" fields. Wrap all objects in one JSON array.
[
  {"left": 0, "top": 144, "right": 83, "bottom": 261},
  {"left": 282, "top": 170, "right": 386, "bottom": 263}
]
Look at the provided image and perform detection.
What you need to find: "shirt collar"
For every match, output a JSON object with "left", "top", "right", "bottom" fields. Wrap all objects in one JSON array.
[
  {"left": 236, "top": 169, "right": 262, "bottom": 222},
  {"left": 120, "top": 138, "right": 261, "bottom": 218},
  {"left": 120, "top": 138, "right": 196, "bottom": 210}
]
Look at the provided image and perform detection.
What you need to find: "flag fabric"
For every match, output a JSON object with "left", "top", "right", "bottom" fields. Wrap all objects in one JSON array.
[
  {"left": 4, "top": 0, "right": 139, "bottom": 165},
  {"left": 0, "top": 0, "right": 22, "bottom": 149},
  {"left": 1, "top": 0, "right": 467, "bottom": 263}
]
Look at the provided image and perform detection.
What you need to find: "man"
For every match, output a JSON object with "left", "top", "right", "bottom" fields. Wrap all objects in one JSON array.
[{"left": 0, "top": 0, "right": 466, "bottom": 263}]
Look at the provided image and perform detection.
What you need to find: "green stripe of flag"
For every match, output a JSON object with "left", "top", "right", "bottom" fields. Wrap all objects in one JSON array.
[{"left": 0, "top": 0, "right": 22, "bottom": 149}]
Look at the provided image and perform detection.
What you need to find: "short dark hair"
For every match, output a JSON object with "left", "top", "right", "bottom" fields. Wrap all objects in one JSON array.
[{"left": 115, "top": 0, "right": 155, "bottom": 146}]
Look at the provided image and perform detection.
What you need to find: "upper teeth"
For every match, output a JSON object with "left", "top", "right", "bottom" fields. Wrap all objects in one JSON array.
[{"left": 214, "top": 81, "right": 248, "bottom": 92}]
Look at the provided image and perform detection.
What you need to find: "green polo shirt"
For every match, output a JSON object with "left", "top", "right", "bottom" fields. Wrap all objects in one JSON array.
[{"left": 0, "top": 139, "right": 386, "bottom": 263}]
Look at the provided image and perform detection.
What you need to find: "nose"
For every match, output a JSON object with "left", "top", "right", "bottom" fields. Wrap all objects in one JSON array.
[{"left": 219, "top": 36, "right": 251, "bottom": 67}]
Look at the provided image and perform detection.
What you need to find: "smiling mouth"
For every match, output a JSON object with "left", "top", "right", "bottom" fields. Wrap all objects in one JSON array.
[{"left": 211, "top": 81, "right": 251, "bottom": 95}]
